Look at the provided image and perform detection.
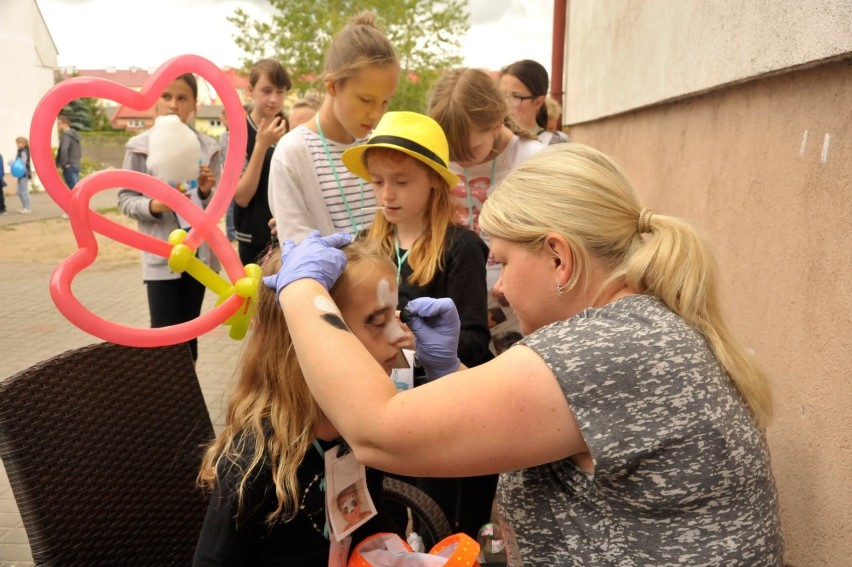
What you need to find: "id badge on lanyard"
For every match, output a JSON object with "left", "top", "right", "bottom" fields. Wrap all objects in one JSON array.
[{"left": 325, "top": 442, "right": 377, "bottom": 566}]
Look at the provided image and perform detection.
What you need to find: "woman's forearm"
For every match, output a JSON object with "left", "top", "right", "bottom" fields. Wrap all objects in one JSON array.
[{"left": 279, "top": 278, "right": 579, "bottom": 477}]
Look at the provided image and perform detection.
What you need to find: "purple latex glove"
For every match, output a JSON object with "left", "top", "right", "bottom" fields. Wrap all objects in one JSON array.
[
  {"left": 405, "top": 297, "right": 461, "bottom": 380},
  {"left": 262, "top": 230, "right": 352, "bottom": 298}
]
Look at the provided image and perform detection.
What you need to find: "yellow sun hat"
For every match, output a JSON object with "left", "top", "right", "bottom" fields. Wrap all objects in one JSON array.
[{"left": 342, "top": 111, "right": 460, "bottom": 189}]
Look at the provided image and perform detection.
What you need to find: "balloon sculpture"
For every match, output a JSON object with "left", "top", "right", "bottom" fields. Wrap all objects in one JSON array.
[{"left": 29, "top": 54, "right": 260, "bottom": 346}]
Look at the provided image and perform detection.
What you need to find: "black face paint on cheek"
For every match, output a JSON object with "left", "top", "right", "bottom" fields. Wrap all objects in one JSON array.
[{"left": 321, "top": 313, "right": 350, "bottom": 332}]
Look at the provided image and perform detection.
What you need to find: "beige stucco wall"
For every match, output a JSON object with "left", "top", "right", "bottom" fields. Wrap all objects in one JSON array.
[
  {"left": 565, "top": 0, "right": 852, "bottom": 124},
  {"left": 569, "top": 57, "right": 851, "bottom": 566}
]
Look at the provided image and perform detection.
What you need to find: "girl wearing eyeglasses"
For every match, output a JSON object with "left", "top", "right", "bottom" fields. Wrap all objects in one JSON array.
[{"left": 499, "top": 59, "right": 569, "bottom": 147}]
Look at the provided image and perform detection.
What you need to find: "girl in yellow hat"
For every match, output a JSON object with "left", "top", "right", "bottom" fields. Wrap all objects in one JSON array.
[{"left": 342, "top": 110, "right": 492, "bottom": 539}]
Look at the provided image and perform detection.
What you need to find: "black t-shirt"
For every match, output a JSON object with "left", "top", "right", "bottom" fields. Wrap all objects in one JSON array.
[
  {"left": 233, "top": 116, "right": 275, "bottom": 250},
  {"left": 397, "top": 224, "right": 493, "bottom": 369},
  {"left": 192, "top": 435, "right": 390, "bottom": 566}
]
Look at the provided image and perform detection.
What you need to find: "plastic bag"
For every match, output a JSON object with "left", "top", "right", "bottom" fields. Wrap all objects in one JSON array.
[
  {"left": 349, "top": 532, "right": 480, "bottom": 567},
  {"left": 11, "top": 157, "right": 26, "bottom": 178}
]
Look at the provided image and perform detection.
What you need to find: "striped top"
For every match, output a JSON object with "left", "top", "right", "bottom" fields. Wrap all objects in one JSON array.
[{"left": 303, "top": 128, "right": 377, "bottom": 235}]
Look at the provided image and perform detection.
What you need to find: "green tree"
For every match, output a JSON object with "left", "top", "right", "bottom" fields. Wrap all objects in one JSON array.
[
  {"left": 228, "top": 0, "right": 469, "bottom": 113},
  {"left": 56, "top": 74, "right": 116, "bottom": 132},
  {"left": 84, "top": 98, "right": 116, "bottom": 132},
  {"left": 59, "top": 98, "right": 93, "bottom": 132}
]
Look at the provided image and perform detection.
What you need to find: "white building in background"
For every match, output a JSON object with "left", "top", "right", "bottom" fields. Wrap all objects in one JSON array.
[{"left": 0, "top": 0, "right": 58, "bottom": 172}]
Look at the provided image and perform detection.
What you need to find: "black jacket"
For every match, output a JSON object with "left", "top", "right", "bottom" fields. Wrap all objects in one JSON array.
[
  {"left": 56, "top": 128, "right": 82, "bottom": 169},
  {"left": 234, "top": 116, "right": 275, "bottom": 250}
]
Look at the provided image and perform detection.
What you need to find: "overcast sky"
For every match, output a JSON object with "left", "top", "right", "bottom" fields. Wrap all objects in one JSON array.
[{"left": 36, "top": 0, "right": 556, "bottom": 77}]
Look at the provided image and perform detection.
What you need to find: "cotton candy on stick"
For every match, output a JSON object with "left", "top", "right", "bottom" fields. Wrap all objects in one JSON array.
[{"left": 147, "top": 114, "right": 203, "bottom": 229}]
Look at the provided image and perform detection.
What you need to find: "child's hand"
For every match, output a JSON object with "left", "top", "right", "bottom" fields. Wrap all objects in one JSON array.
[
  {"left": 149, "top": 198, "right": 172, "bottom": 215},
  {"left": 257, "top": 115, "right": 288, "bottom": 151},
  {"left": 198, "top": 165, "right": 215, "bottom": 197}
]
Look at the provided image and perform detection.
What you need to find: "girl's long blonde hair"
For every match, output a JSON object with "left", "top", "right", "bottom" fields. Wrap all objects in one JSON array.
[
  {"left": 363, "top": 147, "right": 455, "bottom": 286},
  {"left": 198, "top": 242, "right": 395, "bottom": 525},
  {"left": 479, "top": 143, "right": 774, "bottom": 429}
]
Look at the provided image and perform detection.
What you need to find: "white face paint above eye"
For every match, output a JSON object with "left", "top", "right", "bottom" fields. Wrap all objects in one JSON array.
[
  {"left": 375, "top": 277, "right": 397, "bottom": 308},
  {"left": 375, "top": 277, "right": 405, "bottom": 342},
  {"left": 314, "top": 295, "right": 339, "bottom": 314}
]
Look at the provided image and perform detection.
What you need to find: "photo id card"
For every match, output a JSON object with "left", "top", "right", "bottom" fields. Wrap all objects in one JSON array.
[{"left": 324, "top": 444, "right": 377, "bottom": 542}]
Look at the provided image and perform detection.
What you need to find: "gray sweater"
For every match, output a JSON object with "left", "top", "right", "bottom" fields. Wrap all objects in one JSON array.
[{"left": 117, "top": 127, "right": 222, "bottom": 280}]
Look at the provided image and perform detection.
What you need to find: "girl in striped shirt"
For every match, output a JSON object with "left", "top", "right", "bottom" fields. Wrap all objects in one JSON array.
[{"left": 269, "top": 12, "right": 399, "bottom": 244}]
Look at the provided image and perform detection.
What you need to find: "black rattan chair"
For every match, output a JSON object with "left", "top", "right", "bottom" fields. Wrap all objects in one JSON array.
[{"left": 0, "top": 342, "right": 215, "bottom": 566}]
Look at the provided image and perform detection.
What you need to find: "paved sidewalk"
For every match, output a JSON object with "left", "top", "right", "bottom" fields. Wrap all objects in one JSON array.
[
  {"left": 0, "top": 196, "right": 243, "bottom": 565},
  {"left": 0, "top": 186, "right": 85, "bottom": 227}
]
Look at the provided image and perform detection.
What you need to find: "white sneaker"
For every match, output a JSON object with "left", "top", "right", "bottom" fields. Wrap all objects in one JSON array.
[{"left": 18, "top": 208, "right": 31, "bottom": 214}]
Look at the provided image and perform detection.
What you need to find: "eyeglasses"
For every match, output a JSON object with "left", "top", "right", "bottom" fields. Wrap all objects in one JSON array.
[{"left": 502, "top": 91, "right": 536, "bottom": 108}]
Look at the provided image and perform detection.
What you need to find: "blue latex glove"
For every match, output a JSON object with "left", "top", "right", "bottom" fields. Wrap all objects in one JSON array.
[
  {"left": 405, "top": 297, "right": 461, "bottom": 381},
  {"left": 262, "top": 230, "right": 352, "bottom": 297}
]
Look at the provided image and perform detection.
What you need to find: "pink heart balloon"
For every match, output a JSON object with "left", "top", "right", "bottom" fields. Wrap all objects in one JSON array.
[{"left": 30, "top": 54, "right": 252, "bottom": 347}]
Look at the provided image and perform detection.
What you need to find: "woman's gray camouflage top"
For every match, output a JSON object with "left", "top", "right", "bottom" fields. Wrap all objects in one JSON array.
[{"left": 497, "top": 294, "right": 783, "bottom": 566}]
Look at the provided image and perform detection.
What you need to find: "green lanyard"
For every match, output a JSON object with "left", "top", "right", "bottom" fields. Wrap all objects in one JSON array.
[
  {"left": 462, "top": 156, "right": 498, "bottom": 231},
  {"left": 315, "top": 115, "right": 365, "bottom": 236},
  {"left": 393, "top": 228, "right": 412, "bottom": 285}
]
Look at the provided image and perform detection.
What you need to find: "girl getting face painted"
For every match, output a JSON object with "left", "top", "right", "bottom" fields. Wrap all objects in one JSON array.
[
  {"left": 195, "top": 241, "right": 400, "bottom": 564},
  {"left": 340, "top": 274, "right": 406, "bottom": 375}
]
